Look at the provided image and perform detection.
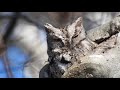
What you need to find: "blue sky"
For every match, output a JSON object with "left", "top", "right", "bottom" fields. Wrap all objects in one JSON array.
[{"left": 0, "top": 45, "right": 29, "bottom": 78}]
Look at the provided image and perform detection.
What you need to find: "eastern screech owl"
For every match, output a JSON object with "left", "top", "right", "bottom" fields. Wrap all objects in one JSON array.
[{"left": 45, "top": 17, "right": 96, "bottom": 78}]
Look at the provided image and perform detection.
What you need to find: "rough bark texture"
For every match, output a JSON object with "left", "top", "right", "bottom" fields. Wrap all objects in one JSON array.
[{"left": 45, "top": 15, "right": 120, "bottom": 78}]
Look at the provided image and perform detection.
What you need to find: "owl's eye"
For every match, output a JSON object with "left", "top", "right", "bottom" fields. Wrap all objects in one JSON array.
[{"left": 72, "top": 35, "right": 78, "bottom": 38}]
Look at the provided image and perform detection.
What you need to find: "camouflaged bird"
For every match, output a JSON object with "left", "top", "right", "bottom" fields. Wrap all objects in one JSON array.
[{"left": 45, "top": 17, "right": 97, "bottom": 78}]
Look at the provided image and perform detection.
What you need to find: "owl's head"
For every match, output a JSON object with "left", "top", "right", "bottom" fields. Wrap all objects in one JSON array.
[{"left": 45, "top": 17, "right": 86, "bottom": 48}]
